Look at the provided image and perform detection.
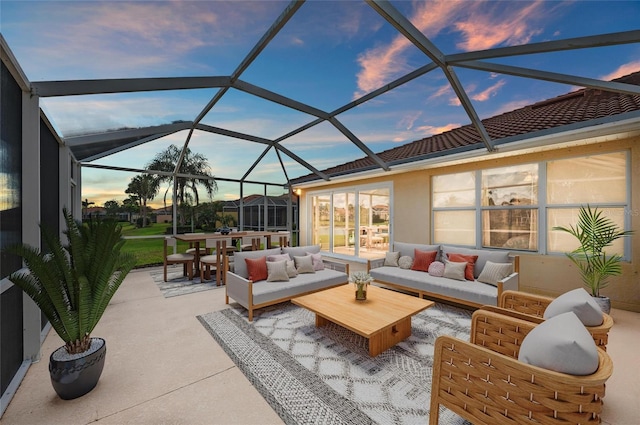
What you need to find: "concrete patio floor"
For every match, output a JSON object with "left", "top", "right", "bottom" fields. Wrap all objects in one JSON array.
[{"left": 2, "top": 264, "right": 639, "bottom": 424}]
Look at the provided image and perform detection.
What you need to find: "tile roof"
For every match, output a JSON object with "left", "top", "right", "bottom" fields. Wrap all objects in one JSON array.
[{"left": 291, "top": 71, "right": 640, "bottom": 184}]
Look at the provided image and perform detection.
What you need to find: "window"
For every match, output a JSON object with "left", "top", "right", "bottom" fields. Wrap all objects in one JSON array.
[
  {"left": 547, "top": 152, "right": 628, "bottom": 255},
  {"left": 309, "top": 184, "right": 391, "bottom": 259},
  {"left": 431, "top": 151, "right": 630, "bottom": 255}
]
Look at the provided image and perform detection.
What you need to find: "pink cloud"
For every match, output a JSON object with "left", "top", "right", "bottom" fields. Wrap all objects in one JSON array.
[
  {"left": 429, "top": 83, "right": 453, "bottom": 100},
  {"left": 600, "top": 61, "right": 640, "bottom": 81},
  {"left": 454, "top": 1, "right": 546, "bottom": 51},
  {"left": 472, "top": 80, "right": 506, "bottom": 101},
  {"left": 415, "top": 123, "right": 460, "bottom": 136}
]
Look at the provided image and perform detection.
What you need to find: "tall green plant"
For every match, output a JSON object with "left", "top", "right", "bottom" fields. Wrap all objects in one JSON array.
[
  {"left": 553, "top": 205, "right": 633, "bottom": 297},
  {"left": 7, "top": 209, "right": 136, "bottom": 354}
]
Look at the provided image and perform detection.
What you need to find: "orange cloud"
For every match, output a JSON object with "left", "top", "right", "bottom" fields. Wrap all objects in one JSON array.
[
  {"left": 600, "top": 61, "right": 640, "bottom": 81},
  {"left": 454, "top": 1, "right": 545, "bottom": 51},
  {"left": 472, "top": 80, "right": 506, "bottom": 101}
]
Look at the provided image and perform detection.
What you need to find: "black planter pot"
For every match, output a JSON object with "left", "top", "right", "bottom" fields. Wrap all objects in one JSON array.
[{"left": 49, "top": 337, "right": 106, "bottom": 400}]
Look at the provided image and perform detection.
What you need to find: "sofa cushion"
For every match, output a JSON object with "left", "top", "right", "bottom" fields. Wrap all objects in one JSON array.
[
  {"left": 369, "top": 266, "right": 498, "bottom": 306},
  {"left": 393, "top": 242, "right": 440, "bottom": 260},
  {"left": 441, "top": 245, "right": 510, "bottom": 278},
  {"left": 412, "top": 249, "right": 437, "bottom": 272},
  {"left": 443, "top": 260, "right": 467, "bottom": 281},
  {"left": 398, "top": 256, "right": 413, "bottom": 269},
  {"left": 294, "top": 255, "right": 315, "bottom": 274},
  {"left": 267, "top": 253, "right": 291, "bottom": 262},
  {"left": 446, "top": 253, "right": 477, "bottom": 281},
  {"left": 234, "top": 247, "right": 282, "bottom": 279},
  {"left": 384, "top": 251, "right": 400, "bottom": 267},
  {"left": 251, "top": 269, "right": 347, "bottom": 306},
  {"left": 518, "top": 312, "right": 599, "bottom": 375},
  {"left": 543, "top": 288, "right": 604, "bottom": 326},
  {"left": 266, "top": 260, "right": 289, "bottom": 282},
  {"left": 245, "top": 256, "right": 268, "bottom": 282},
  {"left": 477, "top": 261, "right": 513, "bottom": 286},
  {"left": 283, "top": 244, "right": 321, "bottom": 258},
  {"left": 286, "top": 260, "right": 298, "bottom": 278}
]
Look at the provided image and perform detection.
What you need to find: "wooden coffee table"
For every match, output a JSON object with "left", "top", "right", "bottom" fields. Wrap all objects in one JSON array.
[{"left": 292, "top": 284, "right": 434, "bottom": 356}]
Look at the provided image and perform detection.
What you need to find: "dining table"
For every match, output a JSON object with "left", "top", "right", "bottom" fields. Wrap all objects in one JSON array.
[{"left": 173, "top": 231, "right": 288, "bottom": 280}]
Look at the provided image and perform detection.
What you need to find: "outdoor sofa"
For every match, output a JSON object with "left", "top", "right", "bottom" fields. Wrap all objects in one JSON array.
[
  {"left": 368, "top": 242, "right": 519, "bottom": 308},
  {"left": 226, "top": 244, "right": 349, "bottom": 321}
]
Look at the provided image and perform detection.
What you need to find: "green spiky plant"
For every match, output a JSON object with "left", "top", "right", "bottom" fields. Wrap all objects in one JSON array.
[
  {"left": 7, "top": 208, "right": 136, "bottom": 354},
  {"left": 553, "top": 205, "right": 633, "bottom": 297}
]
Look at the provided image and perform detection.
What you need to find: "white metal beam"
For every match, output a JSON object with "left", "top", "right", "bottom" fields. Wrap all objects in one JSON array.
[{"left": 64, "top": 122, "right": 192, "bottom": 145}]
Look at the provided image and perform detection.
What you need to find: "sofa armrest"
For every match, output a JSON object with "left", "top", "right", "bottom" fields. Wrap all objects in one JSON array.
[
  {"left": 367, "top": 257, "right": 385, "bottom": 272},
  {"left": 499, "top": 272, "right": 519, "bottom": 292},
  {"left": 322, "top": 259, "right": 349, "bottom": 275},
  {"left": 226, "top": 271, "right": 252, "bottom": 310}
]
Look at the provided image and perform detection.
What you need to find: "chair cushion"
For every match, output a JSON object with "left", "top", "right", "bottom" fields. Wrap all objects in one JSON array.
[
  {"left": 543, "top": 288, "right": 604, "bottom": 326},
  {"left": 167, "top": 253, "right": 194, "bottom": 261},
  {"left": 518, "top": 312, "right": 599, "bottom": 375},
  {"left": 266, "top": 260, "right": 289, "bottom": 282},
  {"left": 477, "top": 261, "right": 513, "bottom": 286}
]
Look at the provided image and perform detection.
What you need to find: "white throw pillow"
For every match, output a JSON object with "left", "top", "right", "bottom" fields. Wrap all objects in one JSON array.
[
  {"left": 518, "top": 312, "right": 599, "bottom": 375},
  {"left": 294, "top": 255, "right": 315, "bottom": 274},
  {"left": 398, "top": 256, "right": 413, "bottom": 269},
  {"left": 285, "top": 260, "right": 298, "bottom": 278},
  {"left": 543, "top": 288, "right": 604, "bottom": 326},
  {"left": 266, "top": 260, "right": 289, "bottom": 282},
  {"left": 443, "top": 261, "right": 467, "bottom": 281},
  {"left": 477, "top": 261, "right": 512, "bottom": 286},
  {"left": 384, "top": 251, "right": 401, "bottom": 267}
]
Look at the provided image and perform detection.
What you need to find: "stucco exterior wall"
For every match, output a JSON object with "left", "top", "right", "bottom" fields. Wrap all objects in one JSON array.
[{"left": 296, "top": 137, "right": 640, "bottom": 312}]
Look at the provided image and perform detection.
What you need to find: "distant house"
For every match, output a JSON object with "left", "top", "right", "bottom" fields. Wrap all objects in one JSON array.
[{"left": 223, "top": 194, "right": 298, "bottom": 231}]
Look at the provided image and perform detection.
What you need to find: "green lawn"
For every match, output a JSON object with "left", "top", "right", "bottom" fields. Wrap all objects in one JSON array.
[{"left": 121, "top": 223, "right": 193, "bottom": 268}]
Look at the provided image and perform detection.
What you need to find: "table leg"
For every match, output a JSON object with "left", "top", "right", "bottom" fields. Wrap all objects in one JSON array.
[{"left": 368, "top": 317, "right": 412, "bottom": 356}]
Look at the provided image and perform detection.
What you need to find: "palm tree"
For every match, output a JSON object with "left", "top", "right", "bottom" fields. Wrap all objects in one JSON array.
[
  {"left": 146, "top": 145, "right": 217, "bottom": 225},
  {"left": 125, "top": 174, "right": 160, "bottom": 227}
]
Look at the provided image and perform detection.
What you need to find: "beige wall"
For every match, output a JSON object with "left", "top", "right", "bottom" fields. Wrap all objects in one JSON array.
[{"left": 297, "top": 137, "right": 640, "bottom": 312}]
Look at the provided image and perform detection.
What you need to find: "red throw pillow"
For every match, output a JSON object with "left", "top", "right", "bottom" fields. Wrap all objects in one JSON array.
[
  {"left": 411, "top": 249, "right": 438, "bottom": 272},
  {"left": 447, "top": 253, "right": 478, "bottom": 281},
  {"left": 245, "top": 256, "right": 268, "bottom": 282}
]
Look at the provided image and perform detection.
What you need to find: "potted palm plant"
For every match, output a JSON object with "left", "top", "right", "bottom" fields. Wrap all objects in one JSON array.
[
  {"left": 553, "top": 205, "right": 633, "bottom": 313},
  {"left": 6, "top": 208, "right": 136, "bottom": 399}
]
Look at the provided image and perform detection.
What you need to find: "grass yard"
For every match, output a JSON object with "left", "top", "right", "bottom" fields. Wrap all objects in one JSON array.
[{"left": 121, "top": 223, "right": 193, "bottom": 268}]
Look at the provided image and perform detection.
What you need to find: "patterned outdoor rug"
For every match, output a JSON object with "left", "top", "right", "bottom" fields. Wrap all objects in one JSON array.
[
  {"left": 197, "top": 298, "right": 473, "bottom": 425},
  {"left": 149, "top": 266, "right": 225, "bottom": 298}
]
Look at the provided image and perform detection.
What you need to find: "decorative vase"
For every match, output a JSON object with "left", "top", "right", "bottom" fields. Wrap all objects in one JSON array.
[
  {"left": 49, "top": 337, "right": 106, "bottom": 400},
  {"left": 354, "top": 282, "right": 368, "bottom": 301},
  {"left": 593, "top": 296, "right": 611, "bottom": 315}
]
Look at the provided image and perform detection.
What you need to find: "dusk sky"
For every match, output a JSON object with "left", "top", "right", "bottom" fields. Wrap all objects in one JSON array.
[{"left": 3, "top": 0, "right": 640, "bottom": 207}]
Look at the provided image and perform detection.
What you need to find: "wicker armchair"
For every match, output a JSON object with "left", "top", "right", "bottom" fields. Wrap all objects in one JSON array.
[
  {"left": 430, "top": 309, "right": 613, "bottom": 425},
  {"left": 490, "top": 290, "right": 613, "bottom": 350}
]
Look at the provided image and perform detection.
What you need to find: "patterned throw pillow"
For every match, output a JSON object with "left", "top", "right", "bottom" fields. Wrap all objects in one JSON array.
[
  {"left": 477, "top": 261, "right": 512, "bottom": 286},
  {"left": 266, "top": 260, "right": 289, "bottom": 282},
  {"left": 384, "top": 251, "right": 401, "bottom": 267},
  {"left": 398, "top": 256, "right": 413, "bottom": 269},
  {"left": 306, "top": 252, "right": 325, "bottom": 271},
  {"left": 443, "top": 260, "right": 467, "bottom": 281},
  {"left": 446, "top": 253, "right": 478, "bottom": 281},
  {"left": 427, "top": 261, "right": 445, "bottom": 277},
  {"left": 411, "top": 249, "right": 437, "bottom": 272},
  {"left": 294, "top": 255, "right": 315, "bottom": 274},
  {"left": 245, "top": 256, "right": 268, "bottom": 282}
]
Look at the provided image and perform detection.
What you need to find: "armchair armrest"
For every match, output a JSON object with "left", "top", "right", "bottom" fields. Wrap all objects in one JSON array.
[{"left": 430, "top": 334, "right": 612, "bottom": 425}]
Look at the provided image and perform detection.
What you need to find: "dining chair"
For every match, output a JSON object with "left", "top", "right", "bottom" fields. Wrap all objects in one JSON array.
[
  {"left": 200, "top": 238, "right": 232, "bottom": 285},
  {"left": 163, "top": 237, "right": 194, "bottom": 282}
]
